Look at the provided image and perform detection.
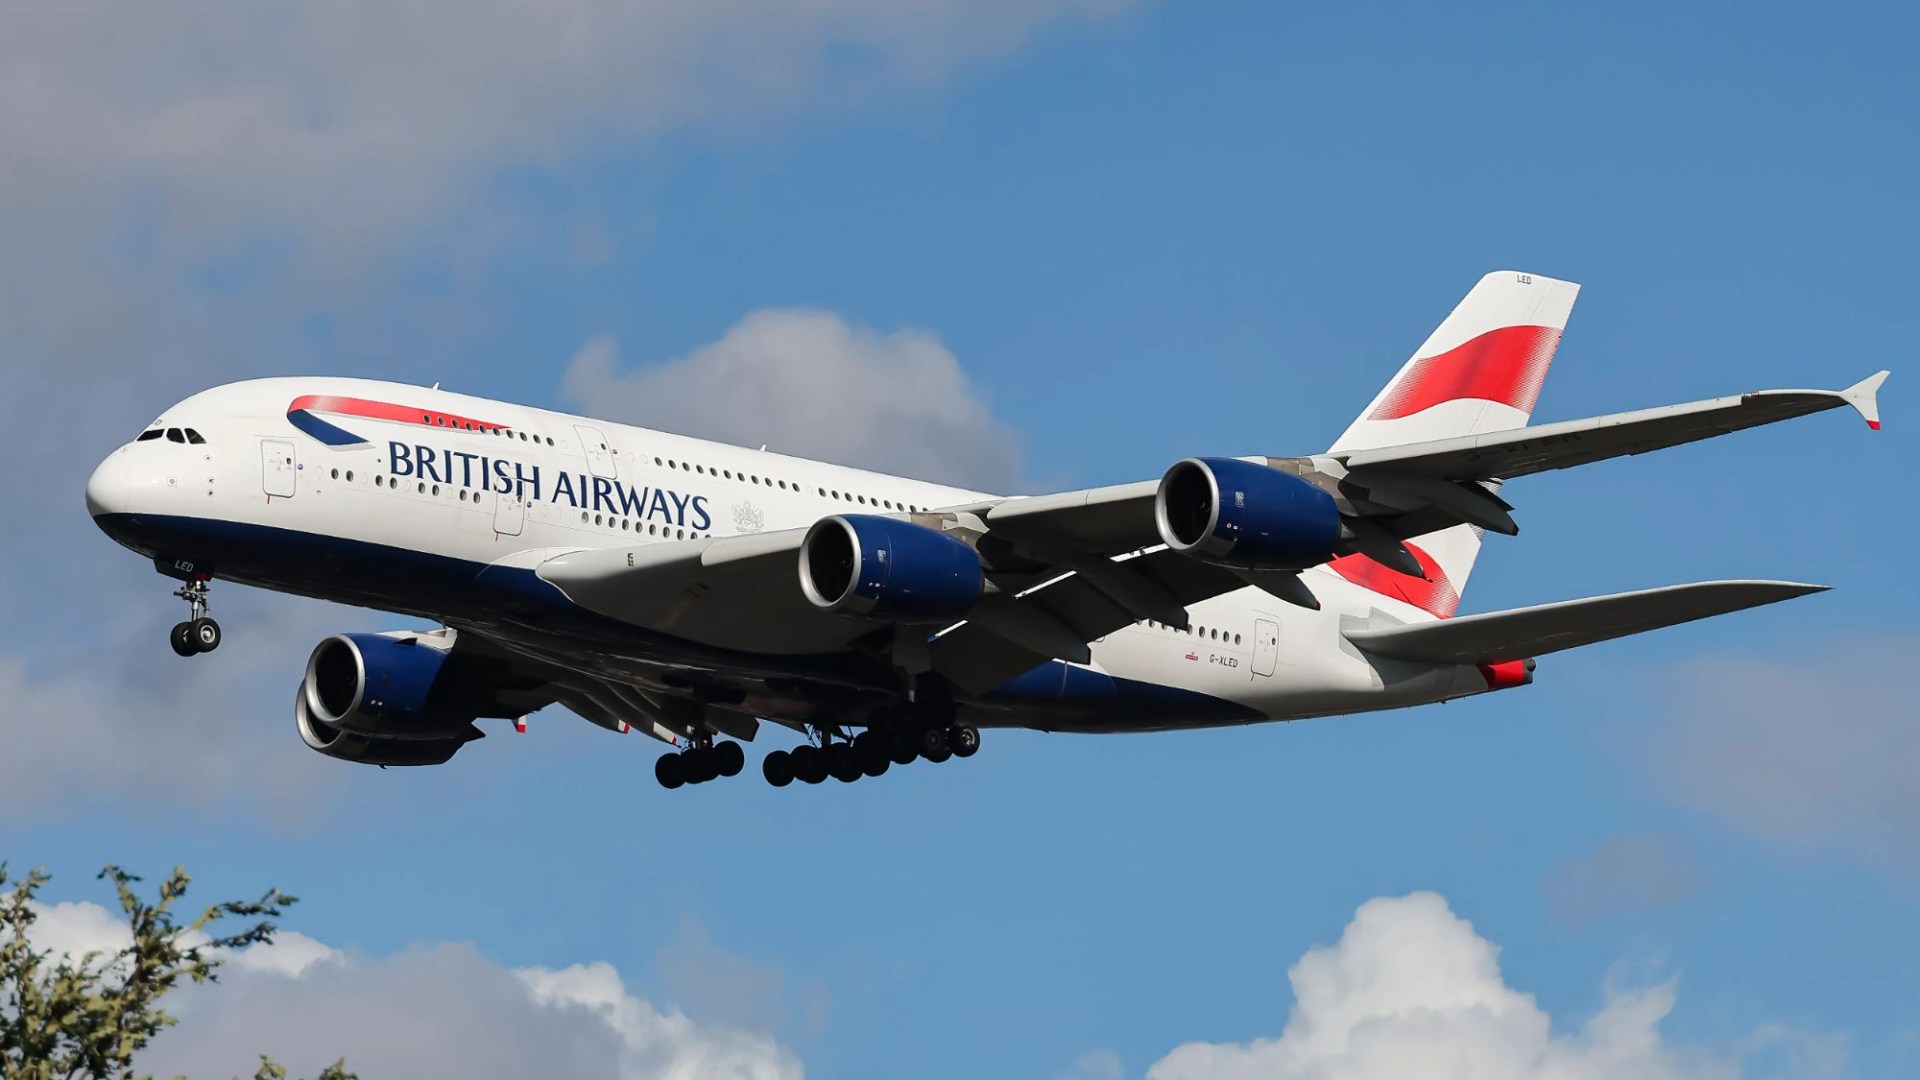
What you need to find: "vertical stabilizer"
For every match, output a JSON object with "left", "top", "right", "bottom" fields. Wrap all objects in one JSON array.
[{"left": 1324, "top": 271, "right": 1580, "bottom": 615}]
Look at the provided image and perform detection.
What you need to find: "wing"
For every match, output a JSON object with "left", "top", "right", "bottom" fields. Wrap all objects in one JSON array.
[
  {"left": 1338, "top": 371, "right": 1889, "bottom": 482},
  {"left": 1343, "top": 579, "right": 1827, "bottom": 665}
]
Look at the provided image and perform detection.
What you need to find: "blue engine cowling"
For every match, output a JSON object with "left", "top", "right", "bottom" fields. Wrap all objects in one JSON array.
[
  {"left": 296, "top": 689, "right": 470, "bottom": 766},
  {"left": 301, "top": 633, "right": 471, "bottom": 739},
  {"left": 1155, "top": 457, "right": 1342, "bottom": 568},
  {"left": 799, "top": 514, "right": 983, "bottom": 622}
]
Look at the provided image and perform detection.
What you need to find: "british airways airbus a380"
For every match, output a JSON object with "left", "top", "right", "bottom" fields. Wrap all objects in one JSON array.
[{"left": 83, "top": 273, "right": 1887, "bottom": 789}]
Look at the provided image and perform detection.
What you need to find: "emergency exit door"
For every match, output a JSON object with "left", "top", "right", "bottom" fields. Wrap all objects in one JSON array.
[
  {"left": 1253, "top": 619, "right": 1279, "bottom": 677},
  {"left": 261, "top": 439, "right": 296, "bottom": 498},
  {"left": 492, "top": 490, "right": 527, "bottom": 536}
]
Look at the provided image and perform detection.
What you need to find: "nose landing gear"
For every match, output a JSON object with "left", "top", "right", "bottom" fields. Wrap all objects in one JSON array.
[{"left": 168, "top": 577, "right": 221, "bottom": 657}]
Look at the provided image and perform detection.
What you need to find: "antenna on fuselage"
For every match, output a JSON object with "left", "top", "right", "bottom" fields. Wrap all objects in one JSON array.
[{"left": 431, "top": 382, "right": 441, "bottom": 391}]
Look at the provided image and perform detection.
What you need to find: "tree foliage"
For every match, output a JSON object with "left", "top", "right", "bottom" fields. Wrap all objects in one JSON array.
[{"left": 0, "top": 864, "right": 350, "bottom": 1080}]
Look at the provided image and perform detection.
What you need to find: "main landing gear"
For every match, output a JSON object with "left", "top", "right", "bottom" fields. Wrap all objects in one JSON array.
[
  {"left": 759, "top": 720, "right": 980, "bottom": 789},
  {"left": 168, "top": 577, "right": 221, "bottom": 658},
  {"left": 654, "top": 739, "right": 746, "bottom": 790}
]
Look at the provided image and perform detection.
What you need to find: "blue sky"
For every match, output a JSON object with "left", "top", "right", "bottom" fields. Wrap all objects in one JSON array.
[{"left": 3, "top": 1, "right": 1916, "bottom": 1077}]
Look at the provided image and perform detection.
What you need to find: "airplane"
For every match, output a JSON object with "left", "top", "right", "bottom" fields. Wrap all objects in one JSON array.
[{"left": 83, "top": 271, "right": 1888, "bottom": 790}]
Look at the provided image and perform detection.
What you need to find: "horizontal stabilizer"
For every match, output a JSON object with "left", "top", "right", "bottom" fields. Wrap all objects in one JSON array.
[{"left": 1345, "top": 579, "right": 1826, "bottom": 665}]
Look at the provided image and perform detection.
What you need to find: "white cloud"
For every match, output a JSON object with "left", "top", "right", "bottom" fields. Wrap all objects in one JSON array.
[
  {"left": 18, "top": 897, "right": 802, "bottom": 1080},
  {"left": 1146, "top": 892, "right": 1840, "bottom": 1080},
  {"left": 1631, "top": 637, "right": 1920, "bottom": 875},
  {"left": 1543, "top": 833, "right": 1706, "bottom": 926},
  {"left": 1057, "top": 1048, "right": 1125, "bottom": 1080},
  {"left": 561, "top": 312, "right": 1024, "bottom": 490},
  {"left": 0, "top": 593, "right": 396, "bottom": 814},
  {"left": 3, "top": 0, "right": 1137, "bottom": 253}
]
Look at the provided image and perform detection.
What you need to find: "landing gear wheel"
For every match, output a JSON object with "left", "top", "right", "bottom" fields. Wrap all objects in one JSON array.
[
  {"left": 169, "top": 623, "right": 197, "bottom": 658},
  {"left": 948, "top": 724, "right": 980, "bottom": 758},
  {"left": 827, "top": 743, "right": 862, "bottom": 783},
  {"left": 853, "top": 732, "right": 892, "bottom": 777},
  {"left": 655, "top": 753, "right": 686, "bottom": 790},
  {"left": 917, "top": 725, "right": 950, "bottom": 759},
  {"left": 763, "top": 750, "right": 795, "bottom": 787},
  {"left": 686, "top": 749, "right": 721, "bottom": 785},
  {"left": 188, "top": 617, "right": 221, "bottom": 654},
  {"left": 714, "top": 741, "right": 745, "bottom": 777},
  {"left": 888, "top": 731, "right": 919, "bottom": 767},
  {"left": 792, "top": 745, "right": 828, "bottom": 785}
]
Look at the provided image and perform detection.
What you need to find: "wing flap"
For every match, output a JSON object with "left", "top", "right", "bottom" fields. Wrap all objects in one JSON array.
[{"left": 1344, "top": 579, "right": 1827, "bottom": 665}]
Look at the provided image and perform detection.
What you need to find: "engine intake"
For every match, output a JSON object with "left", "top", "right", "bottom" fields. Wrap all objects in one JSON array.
[
  {"left": 302, "top": 633, "right": 471, "bottom": 738},
  {"left": 1155, "top": 457, "right": 1341, "bottom": 569},
  {"left": 799, "top": 514, "right": 983, "bottom": 623}
]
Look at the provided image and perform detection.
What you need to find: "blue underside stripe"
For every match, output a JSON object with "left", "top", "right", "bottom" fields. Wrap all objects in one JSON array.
[{"left": 94, "top": 512, "right": 1256, "bottom": 723}]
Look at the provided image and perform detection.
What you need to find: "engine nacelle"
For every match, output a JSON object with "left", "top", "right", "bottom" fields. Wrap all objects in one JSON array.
[
  {"left": 295, "top": 690, "right": 471, "bottom": 766},
  {"left": 799, "top": 514, "right": 983, "bottom": 622},
  {"left": 302, "top": 633, "right": 473, "bottom": 739},
  {"left": 1155, "top": 456, "right": 1342, "bottom": 569}
]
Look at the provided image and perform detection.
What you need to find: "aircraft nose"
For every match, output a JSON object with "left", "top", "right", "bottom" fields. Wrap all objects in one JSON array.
[{"left": 85, "top": 452, "right": 130, "bottom": 518}]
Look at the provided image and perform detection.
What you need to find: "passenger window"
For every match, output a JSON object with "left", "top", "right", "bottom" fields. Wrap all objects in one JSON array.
[
  {"left": 184, "top": 429, "right": 206, "bottom": 444},
  {"left": 137, "top": 429, "right": 163, "bottom": 442}
]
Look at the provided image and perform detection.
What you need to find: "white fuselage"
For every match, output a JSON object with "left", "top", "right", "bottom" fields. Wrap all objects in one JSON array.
[{"left": 86, "top": 376, "right": 1500, "bottom": 732}]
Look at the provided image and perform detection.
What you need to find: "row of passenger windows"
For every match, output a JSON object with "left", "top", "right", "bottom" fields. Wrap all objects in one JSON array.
[
  {"left": 424, "top": 413, "right": 556, "bottom": 446},
  {"left": 650, "top": 455, "right": 928, "bottom": 513},
  {"left": 580, "top": 510, "right": 701, "bottom": 541},
  {"left": 1143, "top": 620, "right": 1244, "bottom": 646},
  {"left": 137, "top": 427, "right": 206, "bottom": 444}
]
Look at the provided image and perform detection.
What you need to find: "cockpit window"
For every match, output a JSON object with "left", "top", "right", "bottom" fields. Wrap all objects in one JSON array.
[
  {"left": 136, "top": 429, "right": 163, "bottom": 442},
  {"left": 165, "top": 428, "right": 185, "bottom": 443},
  {"left": 184, "top": 428, "right": 206, "bottom": 444}
]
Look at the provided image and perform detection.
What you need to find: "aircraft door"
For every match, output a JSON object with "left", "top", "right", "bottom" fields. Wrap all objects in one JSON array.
[
  {"left": 575, "top": 424, "right": 617, "bottom": 479},
  {"left": 261, "top": 439, "right": 296, "bottom": 498},
  {"left": 1253, "top": 618, "right": 1279, "bottom": 677},
  {"left": 492, "top": 488, "right": 527, "bottom": 536}
]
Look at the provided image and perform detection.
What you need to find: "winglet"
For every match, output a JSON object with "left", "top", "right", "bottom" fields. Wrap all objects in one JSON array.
[{"left": 1843, "top": 370, "right": 1889, "bottom": 430}]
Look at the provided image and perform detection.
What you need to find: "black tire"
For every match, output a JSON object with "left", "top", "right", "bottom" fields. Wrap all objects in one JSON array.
[
  {"left": 655, "top": 753, "right": 686, "bottom": 790},
  {"left": 762, "top": 750, "right": 795, "bottom": 787},
  {"left": 917, "top": 725, "right": 950, "bottom": 759},
  {"left": 687, "top": 750, "right": 721, "bottom": 785},
  {"left": 888, "top": 730, "right": 919, "bottom": 767},
  {"left": 714, "top": 741, "right": 746, "bottom": 777},
  {"left": 853, "top": 731, "right": 889, "bottom": 770},
  {"left": 189, "top": 617, "right": 221, "bottom": 653},
  {"left": 792, "top": 746, "right": 828, "bottom": 785},
  {"left": 169, "top": 623, "right": 197, "bottom": 658},
  {"left": 948, "top": 724, "right": 981, "bottom": 758},
  {"left": 827, "top": 743, "right": 862, "bottom": 783}
]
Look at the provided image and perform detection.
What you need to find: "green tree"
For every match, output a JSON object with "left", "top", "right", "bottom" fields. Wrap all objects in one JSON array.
[{"left": 0, "top": 864, "right": 351, "bottom": 1080}]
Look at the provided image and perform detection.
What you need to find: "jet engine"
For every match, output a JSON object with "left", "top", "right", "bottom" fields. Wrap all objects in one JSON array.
[
  {"left": 1155, "top": 457, "right": 1342, "bottom": 569},
  {"left": 294, "top": 633, "right": 482, "bottom": 766},
  {"left": 799, "top": 514, "right": 983, "bottom": 622}
]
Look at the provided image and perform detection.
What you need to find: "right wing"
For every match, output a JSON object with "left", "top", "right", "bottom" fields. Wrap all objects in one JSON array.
[{"left": 1343, "top": 579, "right": 1827, "bottom": 665}]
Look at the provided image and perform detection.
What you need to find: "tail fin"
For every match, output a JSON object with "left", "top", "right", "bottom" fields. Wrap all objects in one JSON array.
[{"left": 1325, "top": 271, "right": 1581, "bottom": 615}]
